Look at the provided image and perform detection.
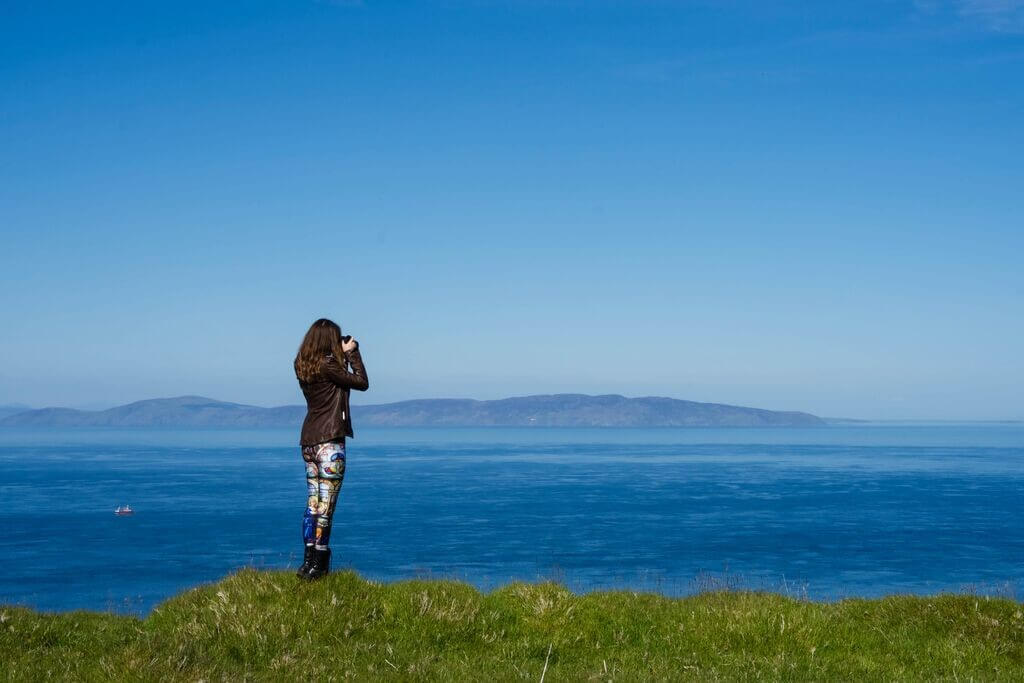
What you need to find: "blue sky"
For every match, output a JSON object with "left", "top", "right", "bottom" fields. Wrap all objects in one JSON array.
[{"left": 2, "top": 1, "right": 1022, "bottom": 419}]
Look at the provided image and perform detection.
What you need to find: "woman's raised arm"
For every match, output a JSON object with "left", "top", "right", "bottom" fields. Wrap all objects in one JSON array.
[{"left": 322, "top": 348, "right": 369, "bottom": 391}]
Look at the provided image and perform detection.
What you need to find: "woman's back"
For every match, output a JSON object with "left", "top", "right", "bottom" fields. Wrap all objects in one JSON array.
[{"left": 298, "top": 350, "right": 368, "bottom": 445}]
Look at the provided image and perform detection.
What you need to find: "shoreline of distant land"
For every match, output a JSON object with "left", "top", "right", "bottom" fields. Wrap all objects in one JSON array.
[{"left": 0, "top": 393, "right": 830, "bottom": 428}]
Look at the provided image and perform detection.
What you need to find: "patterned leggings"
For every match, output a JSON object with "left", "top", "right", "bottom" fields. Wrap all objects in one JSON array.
[{"left": 301, "top": 440, "right": 346, "bottom": 549}]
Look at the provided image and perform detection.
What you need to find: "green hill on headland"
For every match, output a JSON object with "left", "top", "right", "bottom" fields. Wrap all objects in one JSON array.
[{"left": 2, "top": 569, "right": 1021, "bottom": 680}]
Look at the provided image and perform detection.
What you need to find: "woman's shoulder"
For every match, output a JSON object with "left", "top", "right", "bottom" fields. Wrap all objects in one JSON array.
[{"left": 297, "top": 360, "right": 336, "bottom": 387}]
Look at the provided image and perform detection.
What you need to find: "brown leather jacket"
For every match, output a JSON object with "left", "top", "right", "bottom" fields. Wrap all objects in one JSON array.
[{"left": 298, "top": 345, "right": 369, "bottom": 446}]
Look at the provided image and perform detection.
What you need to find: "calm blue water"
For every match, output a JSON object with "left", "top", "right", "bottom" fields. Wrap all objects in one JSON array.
[{"left": 1, "top": 425, "right": 1021, "bottom": 614}]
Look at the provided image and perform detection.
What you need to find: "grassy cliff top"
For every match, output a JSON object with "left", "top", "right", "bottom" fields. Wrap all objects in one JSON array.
[{"left": 2, "top": 569, "right": 1022, "bottom": 680}]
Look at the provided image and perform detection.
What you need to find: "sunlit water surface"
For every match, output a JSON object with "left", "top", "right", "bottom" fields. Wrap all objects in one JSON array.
[{"left": 0, "top": 424, "right": 1020, "bottom": 614}]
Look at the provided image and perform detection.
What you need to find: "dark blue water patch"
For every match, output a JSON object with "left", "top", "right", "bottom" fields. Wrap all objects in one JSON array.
[{"left": 0, "top": 425, "right": 1021, "bottom": 614}]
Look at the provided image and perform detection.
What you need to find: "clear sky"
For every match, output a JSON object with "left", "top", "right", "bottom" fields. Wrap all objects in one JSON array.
[{"left": 2, "top": 1, "right": 1022, "bottom": 419}]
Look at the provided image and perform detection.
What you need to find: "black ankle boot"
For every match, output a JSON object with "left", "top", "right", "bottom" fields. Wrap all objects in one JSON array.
[
  {"left": 296, "top": 544, "right": 316, "bottom": 578},
  {"left": 305, "top": 547, "right": 331, "bottom": 581}
]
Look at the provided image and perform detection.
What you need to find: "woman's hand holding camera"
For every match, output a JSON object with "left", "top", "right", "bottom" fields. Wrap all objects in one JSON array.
[{"left": 341, "top": 336, "right": 358, "bottom": 353}]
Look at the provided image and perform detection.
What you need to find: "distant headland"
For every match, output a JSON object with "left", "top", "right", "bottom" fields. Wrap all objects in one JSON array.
[{"left": 0, "top": 394, "right": 825, "bottom": 427}]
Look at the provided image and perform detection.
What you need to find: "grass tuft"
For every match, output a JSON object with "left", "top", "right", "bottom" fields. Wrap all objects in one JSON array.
[{"left": 2, "top": 568, "right": 1022, "bottom": 680}]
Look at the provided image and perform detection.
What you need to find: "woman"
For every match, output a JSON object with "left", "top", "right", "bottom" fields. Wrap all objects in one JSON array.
[{"left": 293, "top": 318, "right": 369, "bottom": 580}]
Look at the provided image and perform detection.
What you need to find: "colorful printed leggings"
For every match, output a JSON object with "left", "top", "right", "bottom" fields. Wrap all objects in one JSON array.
[{"left": 301, "top": 440, "right": 346, "bottom": 549}]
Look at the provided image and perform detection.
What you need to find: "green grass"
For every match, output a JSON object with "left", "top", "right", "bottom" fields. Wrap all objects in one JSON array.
[{"left": 2, "top": 569, "right": 1022, "bottom": 681}]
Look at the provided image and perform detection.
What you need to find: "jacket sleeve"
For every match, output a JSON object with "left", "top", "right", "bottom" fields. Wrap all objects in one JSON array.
[{"left": 323, "top": 348, "right": 369, "bottom": 391}]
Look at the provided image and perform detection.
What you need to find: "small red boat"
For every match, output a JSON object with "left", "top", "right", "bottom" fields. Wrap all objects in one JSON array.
[{"left": 114, "top": 504, "right": 134, "bottom": 516}]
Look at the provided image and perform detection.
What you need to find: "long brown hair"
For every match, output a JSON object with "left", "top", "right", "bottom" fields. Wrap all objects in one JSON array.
[{"left": 294, "top": 318, "right": 346, "bottom": 383}]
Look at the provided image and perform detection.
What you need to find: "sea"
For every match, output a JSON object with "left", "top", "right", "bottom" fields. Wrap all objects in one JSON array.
[{"left": 0, "top": 424, "right": 1021, "bottom": 615}]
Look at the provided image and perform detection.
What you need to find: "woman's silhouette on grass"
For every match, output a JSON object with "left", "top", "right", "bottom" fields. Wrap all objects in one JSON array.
[{"left": 293, "top": 318, "right": 369, "bottom": 580}]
